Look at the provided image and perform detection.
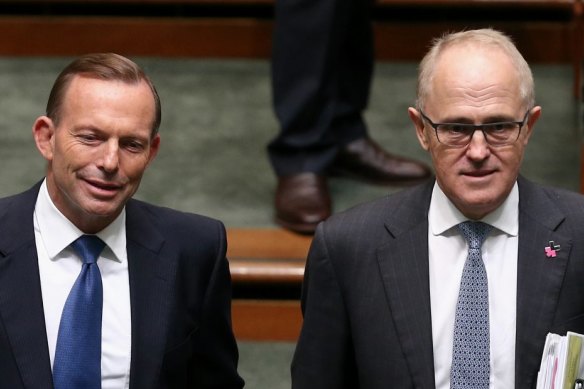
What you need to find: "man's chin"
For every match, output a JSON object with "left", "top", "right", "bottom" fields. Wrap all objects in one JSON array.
[
  {"left": 457, "top": 196, "right": 502, "bottom": 219},
  {"left": 81, "top": 201, "right": 124, "bottom": 220}
]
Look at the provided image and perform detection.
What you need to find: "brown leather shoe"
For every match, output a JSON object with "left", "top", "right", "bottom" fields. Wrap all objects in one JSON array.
[
  {"left": 330, "top": 137, "right": 432, "bottom": 185},
  {"left": 275, "top": 173, "right": 331, "bottom": 234}
]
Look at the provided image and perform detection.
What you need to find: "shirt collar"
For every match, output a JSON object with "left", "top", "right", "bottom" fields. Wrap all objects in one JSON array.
[
  {"left": 429, "top": 180, "right": 519, "bottom": 237},
  {"left": 35, "top": 179, "right": 127, "bottom": 262}
]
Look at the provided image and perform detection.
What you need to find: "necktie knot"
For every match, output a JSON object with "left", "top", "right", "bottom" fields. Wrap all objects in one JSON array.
[
  {"left": 458, "top": 221, "right": 492, "bottom": 250},
  {"left": 71, "top": 235, "right": 105, "bottom": 264}
]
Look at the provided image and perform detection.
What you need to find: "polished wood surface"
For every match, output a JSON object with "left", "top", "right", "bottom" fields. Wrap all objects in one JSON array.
[
  {"left": 227, "top": 228, "right": 311, "bottom": 284},
  {"left": 0, "top": 0, "right": 581, "bottom": 64},
  {"left": 229, "top": 257, "right": 306, "bottom": 284},
  {"left": 0, "top": 16, "right": 577, "bottom": 62},
  {"left": 232, "top": 299, "right": 302, "bottom": 341},
  {"left": 227, "top": 228, "right": 306, "bottom": 340},
  {"left": 227, "top": 228, "right": 311, "bottom": 260},
  {"left": 0, "top": 17, "right": 273, "bottom": 58}
]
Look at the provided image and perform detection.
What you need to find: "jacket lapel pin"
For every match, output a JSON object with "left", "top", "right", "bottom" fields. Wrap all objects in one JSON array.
[{"left": 545, "top": 241, "right": 561, "bottom": 258}]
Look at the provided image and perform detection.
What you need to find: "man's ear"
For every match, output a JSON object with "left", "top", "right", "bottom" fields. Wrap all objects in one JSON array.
[
  {"left": 408, "top": 107, "right": 430, "bottom": 151},
  {"left": 33, "top": 116, "right": 56, "bottom": 161},
  {"left": 146, "top": 134, "right": 161, "bottom": 166},
  {"left": 521, "top": 105, "right": 541, "bottom": 145}
]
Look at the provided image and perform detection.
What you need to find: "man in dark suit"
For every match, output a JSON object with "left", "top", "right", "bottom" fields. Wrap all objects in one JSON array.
[
  {"left": 292, "top": 28, "right": 584, "bottom": 388},
  {"left": 0, "top": 53, "right": 244, "bottom": 388},
  {"left": 268, "top": 0, "right": 432, "bottom": 234}
]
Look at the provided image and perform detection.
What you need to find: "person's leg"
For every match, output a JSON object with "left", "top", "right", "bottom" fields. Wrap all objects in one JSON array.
[
  {"left": 269, "top": 0, "right": 431, "bottom": 234},
  {"left": 269, "top": 0, "right": 355, "bottom": 233},
  {"left": 327, "top": 0, "right": 431, "bottom": 184},
  {"left": 268, "top": 0, "right": 353, "bottom": 176},
  {"left": 327, "top": 0, "right": 373, "bottom": 148}
]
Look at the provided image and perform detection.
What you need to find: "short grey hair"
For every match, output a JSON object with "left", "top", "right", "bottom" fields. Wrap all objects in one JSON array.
[{"left": 416, "top": 28, "right": 535, "bottom": 111}]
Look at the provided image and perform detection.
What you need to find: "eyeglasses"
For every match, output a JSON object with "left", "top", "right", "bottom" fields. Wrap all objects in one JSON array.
[{"left": 419, "top": 109, "right": 530, "bottom": 148}]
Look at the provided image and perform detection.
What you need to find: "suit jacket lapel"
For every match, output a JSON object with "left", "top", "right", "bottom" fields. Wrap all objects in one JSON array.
[
  {"left": 515, "top": 177, "right": 571, "bottom": 388},
  {"left": 125, "top": 200, "right": 173, "bottom": 389},
  {"left": 0, "top": 183, "right": 53, "bottom": 388},
  {"left": 376, "top": 182, "right": 436, "bottom": 387}
]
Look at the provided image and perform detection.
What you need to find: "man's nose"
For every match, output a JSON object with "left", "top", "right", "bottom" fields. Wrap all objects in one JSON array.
[
  {"left": 100, "top": 141, "right": 119, "bottom": 172},
  {"left": 465, "top": 129, "right": 491, "bottom": 160}
]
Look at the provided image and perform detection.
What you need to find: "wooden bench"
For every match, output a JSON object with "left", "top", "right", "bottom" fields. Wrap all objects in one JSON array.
[{"left": 227, "top": 228, "right": 310, "bottom": 341}]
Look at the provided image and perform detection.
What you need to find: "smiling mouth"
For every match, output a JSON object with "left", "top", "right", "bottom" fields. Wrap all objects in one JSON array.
[{"left": 85, "top": 178, "right": 123, "bottom": 193}]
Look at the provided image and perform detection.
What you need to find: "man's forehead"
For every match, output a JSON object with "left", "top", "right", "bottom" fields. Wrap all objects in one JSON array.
[
  {"left": 436, "top": 43, "right": 512, "bottom": 72},
  {"left": 427, "top": 46, "right": 521, "bottom": 112},
  {"left": 66, "top": 74, "right": 145, "bottom": 91},
  {"left": 61, "top": 76, "right": 154, "bottom": 109}
]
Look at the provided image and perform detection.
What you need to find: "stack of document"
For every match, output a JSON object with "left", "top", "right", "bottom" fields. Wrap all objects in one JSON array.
[{"left": 537, "top": 332, "right": 584, "bottom": 389}]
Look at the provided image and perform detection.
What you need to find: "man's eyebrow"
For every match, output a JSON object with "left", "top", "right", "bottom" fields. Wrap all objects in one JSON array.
[
  {"left": 439, "top": 114, "right": 516, "bottom": 124},
  {"left": 481, "top": 115, "right": 518, "bottom": 123},
  {"left": 70, "top": 124, "right": 101, "bottom": 132},
  {"left": 437, "top": 116, "right": 475, "bottom": 124}
]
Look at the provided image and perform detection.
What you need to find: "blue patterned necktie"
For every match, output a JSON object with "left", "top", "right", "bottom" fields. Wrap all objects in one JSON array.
[
  {"left": 53, "top": 235, "right": 105, "bottom": 389},
  {"left": 450, "top": 221, "right": 492, "bottom": 389}
]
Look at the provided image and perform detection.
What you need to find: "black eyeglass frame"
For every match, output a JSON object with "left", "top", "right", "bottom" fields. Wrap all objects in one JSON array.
[{"left": 418, "top": 109, "right": 531, "bottom": 148}]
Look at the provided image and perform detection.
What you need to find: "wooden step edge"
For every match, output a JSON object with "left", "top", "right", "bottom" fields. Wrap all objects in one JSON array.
[
  {"left": 228, "top": 257, "right": 305, "bottom": 284},
  {"left": 226, "top": 227, "right": 312, "bottom": 260},
  {"left": 232, "top": 299, "right": 302, "bottom": 341}
]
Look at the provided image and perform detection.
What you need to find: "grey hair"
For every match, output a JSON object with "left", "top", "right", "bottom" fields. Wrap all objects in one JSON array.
[{"left": 416, "top": 28, "right": 535, "bottom": 111}]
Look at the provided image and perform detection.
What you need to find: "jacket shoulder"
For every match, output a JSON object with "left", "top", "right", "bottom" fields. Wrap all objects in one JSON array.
[
  {"left": 321, "top": 181, "right": 433, "bottom": 242},
  {"left": 519, "top": 177, "right": 584, "bottom": 222},
  {"left": 126, "top": 199, "right": 226, "bottom": 243}
]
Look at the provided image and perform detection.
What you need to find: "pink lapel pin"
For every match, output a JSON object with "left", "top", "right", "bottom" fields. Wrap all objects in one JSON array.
[{"left": 545, "top": 241, "right": 561, "bottom": 258}]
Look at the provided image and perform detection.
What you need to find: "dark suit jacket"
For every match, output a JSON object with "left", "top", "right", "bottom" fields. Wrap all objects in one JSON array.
[
  {"left": 292, "top": 176, "right": 584, "bottom": 388},
  {"left": 0, "top": 182, "right": 244, "bottom": 389}
]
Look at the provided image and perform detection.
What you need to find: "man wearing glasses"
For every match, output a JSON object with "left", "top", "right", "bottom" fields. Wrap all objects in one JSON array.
[{"left": 291, "top": 28, "right": 584, "bottom": 388}]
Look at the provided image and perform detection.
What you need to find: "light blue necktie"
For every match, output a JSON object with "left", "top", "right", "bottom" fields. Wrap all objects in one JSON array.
[
  {"left": 53, "top": 235, "right": 105, "bottom": 389},
  {"left": 451, "top": 221, "right": 492, "bottom": 389}
]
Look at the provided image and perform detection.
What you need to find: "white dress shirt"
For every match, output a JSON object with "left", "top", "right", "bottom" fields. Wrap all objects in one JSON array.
[
  {"left": 34, "top": 180, "right": 132, "bottom": 389},
  {"left": 429, "top": 181, "right": 518, "bottom": 389}
]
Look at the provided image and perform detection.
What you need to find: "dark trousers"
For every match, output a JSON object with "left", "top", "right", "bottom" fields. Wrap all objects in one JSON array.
[{"left": 268, "top": 0, "right": 375, "bottom": 176}]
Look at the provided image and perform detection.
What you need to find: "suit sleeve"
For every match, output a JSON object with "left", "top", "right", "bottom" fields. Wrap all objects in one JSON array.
[
  {"left": 291, "top": 222, "right": 358, "bottom": 389},
  {"left": 189, "top": 221, "right": 244, "bottom": 388}
]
